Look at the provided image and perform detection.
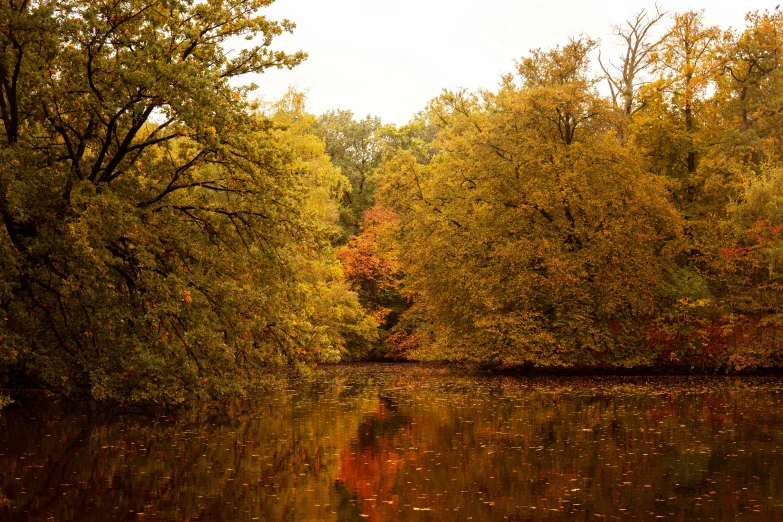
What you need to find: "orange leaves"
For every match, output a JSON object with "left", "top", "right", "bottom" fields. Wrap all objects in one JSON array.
[
  {"left": 336, "top": 206, "right": 400, "bottom": 291},
  {"left": 369, "top": 47, "right": 689, "bottom": 367},
  {"left": 719, "top": 247, "right": 747, "bottom": 260},
  {"left": 370, "top": 307, "right": 392, "bottom": 324},
  {"left": 385, "top": 331, "right": 421, "bottom": 359}
]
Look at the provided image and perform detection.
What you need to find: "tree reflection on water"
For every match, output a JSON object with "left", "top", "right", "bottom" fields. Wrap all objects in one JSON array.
[{"left": 1, "top": 365, "right": 782, "bottom": 521}]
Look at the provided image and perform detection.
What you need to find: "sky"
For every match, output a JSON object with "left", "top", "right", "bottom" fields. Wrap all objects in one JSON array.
[{"left": 244, "top": 0, "right": 779, "bottom": 125}]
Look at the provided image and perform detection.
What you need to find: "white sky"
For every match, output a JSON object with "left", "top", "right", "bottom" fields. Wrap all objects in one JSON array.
[{"left": 246, "top": 0, "right": 779, "bottom": 125}]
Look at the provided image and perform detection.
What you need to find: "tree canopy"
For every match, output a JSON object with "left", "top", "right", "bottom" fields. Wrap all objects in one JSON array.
[
  {"left": 4, "top": 4, "right": 783, "bottom": 408},
  {"left": 0, "top": 0, "right": 374, "bottom": 406},
  {"left": 352, "top": 9, "right": 783, "bottom": 371}
]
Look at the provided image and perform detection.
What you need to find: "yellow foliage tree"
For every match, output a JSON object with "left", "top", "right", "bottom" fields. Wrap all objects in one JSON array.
[{"left": 377, "top": 40, "right": 683, "bottom": 368}]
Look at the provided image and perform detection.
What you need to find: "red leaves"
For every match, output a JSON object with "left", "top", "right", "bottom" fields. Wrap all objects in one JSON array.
[{"left": 720, "top": 247, "right": 747, "bottom": 260}]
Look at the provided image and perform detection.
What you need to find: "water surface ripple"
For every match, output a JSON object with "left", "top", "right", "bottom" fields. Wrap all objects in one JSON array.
[{"left": 2, "top": 364, "right": 783, "bottom": 521}]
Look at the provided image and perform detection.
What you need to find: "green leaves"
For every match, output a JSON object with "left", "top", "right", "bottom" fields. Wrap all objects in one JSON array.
[{"left": 0, "top": 1, "right": 370, "bottom": 406}]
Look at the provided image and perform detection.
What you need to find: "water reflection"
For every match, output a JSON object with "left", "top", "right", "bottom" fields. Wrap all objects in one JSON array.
[{"left": 1, "top": 365, "right": 783, "bottom": 521}]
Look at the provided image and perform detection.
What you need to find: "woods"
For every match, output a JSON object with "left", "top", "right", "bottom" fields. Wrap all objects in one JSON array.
[
  {"left": 2, "top": 1, "right": 783, "bottom": 406},
  {"left": 349, "top": 8, "right": 783, "bottom": 371}
]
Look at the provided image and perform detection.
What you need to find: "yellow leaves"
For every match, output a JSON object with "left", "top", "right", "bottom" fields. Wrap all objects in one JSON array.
[
  {"left": 656, "top": 11, "right": 721, "bottom": 113},
  {"left": 373, "top": 58, "right": 686, "bottom": 367},
  {"left": 197, "top": 124, "right": 217, "bottom": 136},
  {"left": 676, "top": 298, "right": 712, "bottom": 310}
]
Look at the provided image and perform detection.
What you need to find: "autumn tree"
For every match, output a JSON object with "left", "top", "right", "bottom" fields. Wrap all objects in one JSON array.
[
  {"left": 0, "top": 0, "right": 374, "bottom": 405},
  {"left": 706, "top": 165, "right": 783, "bottom": 369},
  {"left": 336, "top": 206, "right": 403, "bottom": 353},
  {"left": 376, "top": 40, "right": 683, "bottom": 368},
  {"left": 684, "top": 11, "right": 783, "bottom": 370},
  {"left": 632, "top": 11, "right": 721, "bottom": 211},
  {"left": 711, "top": 11, "right": 783, "bottom": 173},
  {"left": 332, "top": 117, "right": 438, "bottom": 358},
  {"left": 262, "top": 90, "right": 379, "bottom": 362}
]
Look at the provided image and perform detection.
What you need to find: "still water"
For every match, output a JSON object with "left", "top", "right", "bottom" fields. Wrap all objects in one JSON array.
[{"left": 2, "top": 364, "right": 783, "bottom": 521}]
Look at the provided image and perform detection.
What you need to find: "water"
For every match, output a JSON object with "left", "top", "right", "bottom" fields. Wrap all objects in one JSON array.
[{"left": 2, "top": 364, "right": 783, "bottom": 521}]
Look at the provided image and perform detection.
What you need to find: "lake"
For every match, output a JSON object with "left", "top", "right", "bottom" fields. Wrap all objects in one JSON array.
[{"left": 1, "top": 364, "right": 783, "bottom": 521}]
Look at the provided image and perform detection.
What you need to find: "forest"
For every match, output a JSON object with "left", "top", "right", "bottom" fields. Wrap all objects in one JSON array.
[{"left": 2, "top": 0, "right": 783, "bottom": 407}]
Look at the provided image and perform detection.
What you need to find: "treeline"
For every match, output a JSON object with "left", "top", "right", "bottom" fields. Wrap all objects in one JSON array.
[
  {"left": 337, "top": 8, "right": 783, "bottom": 371},
  {"left": 2, "top": 2, "right": 783, "bottom": 407}
]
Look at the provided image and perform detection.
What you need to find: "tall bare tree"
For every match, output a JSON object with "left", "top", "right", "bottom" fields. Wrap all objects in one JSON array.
[{"left": 600, "top": 6, "right": 666, "bottom": 117}]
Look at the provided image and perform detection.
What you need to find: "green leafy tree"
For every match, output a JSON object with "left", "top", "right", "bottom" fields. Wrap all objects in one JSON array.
[
  {"left": 0, "top": 0, "right": 372, "bottom": 405},
  {"left": 314, "top": 109, "right": 382, "bottom": 237}
]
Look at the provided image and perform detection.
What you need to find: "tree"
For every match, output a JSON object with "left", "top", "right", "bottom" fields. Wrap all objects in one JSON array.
[
  {"left": 714, "top": 11, "right": 783, "bottom": 168},
  {"left": 262, "top": 89, "right": 379, "bottom": 362},
  {"left": 599, "top": 6, "right": 666, "bottom": 118},
  {"left": 336, "top": 207, "right": 402, "bottom": 326},
  {"left": 516, "top": 37, "right": 606, "bottom": 146},
  {"left": 633, "top": 10, "right": 721, "bottom": 209},
  {"left": 314, "top": 109, "right": 382, "bottom": 237},
  {"left": 0, "top": 0, "right": 372, "bottom": 405},
  {"left": 376, "top": 41, "right": 683, "bottom": 368}
]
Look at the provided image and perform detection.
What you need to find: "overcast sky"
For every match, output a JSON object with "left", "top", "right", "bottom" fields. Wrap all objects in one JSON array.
[{"left": 245, "top": 1, "right": 778, "bottom": 125}]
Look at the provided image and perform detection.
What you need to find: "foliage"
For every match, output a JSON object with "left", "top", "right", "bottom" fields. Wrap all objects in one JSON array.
[
  {"left": 6, "top": 2, "right": 783, "bottom": 381},
  {"left": 374, "top": 40, "right": 683, "bottom": 368},
  {"left": 263, "top": 90, "right": 379, "bottom": 361},
  {"left": 336, "top": 206, "right": 402, "bottom": 326},
  {"left": 0, "top": 0, "right": 373, "bottom": 405},
  {"left": 365, "top": 11, "right": 783, "bottom": 370},
  {"left": 314, "top": 109, "right": 383, "bottom": 238}
]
